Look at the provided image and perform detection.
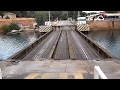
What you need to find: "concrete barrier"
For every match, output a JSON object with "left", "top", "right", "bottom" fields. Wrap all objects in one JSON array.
[
  {"left": 8, "top": 30, "right": 53, "bottom": 60},
  {"left": 76, "top": 30, "right": 115, "bottom": 58}
]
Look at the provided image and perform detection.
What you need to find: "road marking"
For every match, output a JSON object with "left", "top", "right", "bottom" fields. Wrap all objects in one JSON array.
[
  {"left": 59, "top": 73, "right": 68, "bottom": 79},
  {"left": 74, "top": 72, "right": 84, "bottom": 79},
  {"left": 41, "top": 73, "right": 49, "bottom": 79},
  {"left": 25, "top": 73, "right": 39, "bottom": 79}
]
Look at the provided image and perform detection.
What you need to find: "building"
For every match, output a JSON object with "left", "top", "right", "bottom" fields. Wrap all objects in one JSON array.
[
  {"left": 77, "top": 17, "right": 86, "bottom": 24},
  {"left": 103, "top": 13, "right": 120, "bottom": 20},
  {"left": 86, "top": 13, "right": 104, "bottom": 21},
  {"left": 3, "top": 13, "right": 16, "bottom": 19}
]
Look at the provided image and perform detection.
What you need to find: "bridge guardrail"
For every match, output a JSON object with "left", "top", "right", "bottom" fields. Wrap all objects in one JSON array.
[
  {"left": 76, "top": 30, "right": 116, "bottom": 59},
  {"left": 8, "top": 30, "right": 53, "bottom": 60}
]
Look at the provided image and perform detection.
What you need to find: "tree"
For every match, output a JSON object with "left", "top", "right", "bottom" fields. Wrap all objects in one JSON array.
[
  {"left": 34, "top": 11, "right": 48, "bottom": 25},
  {"left": 51, "top": 11, "right": 63, "bottom": 21},
  {"left": 68, "top": 11, "right": 78, "bottom": 20},
  {"left": 105, "top": 11, "right": 117, "bottom": 13}
]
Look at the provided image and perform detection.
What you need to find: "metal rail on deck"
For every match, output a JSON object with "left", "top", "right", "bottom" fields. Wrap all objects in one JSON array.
[
  {"left": 48, "top": 30, "right": 62, "bottom": 58},
  {"left": 94, "top": 66, "right": 108, "bottom": 79}
]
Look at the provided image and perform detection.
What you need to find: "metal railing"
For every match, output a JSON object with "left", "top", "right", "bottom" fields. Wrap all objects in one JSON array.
[
  {"left": 76, "top": 30, "right": 115, "bottom": 58},
  {"left": 0, "top": 68, "right": 2, "bottom": 79},
  {"left": 94, "top": 66, "right": 108, "bottom": 79}
]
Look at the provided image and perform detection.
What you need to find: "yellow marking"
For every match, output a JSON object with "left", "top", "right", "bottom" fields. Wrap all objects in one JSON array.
[
  {"left": 59, "top": 73, "right": 68, "bottom": 79},
  {"left": 74, "top": 72, "right": 84, "bottom": 79},
  {"left": 41, "top": 73, "right": 49, "bottom": 79},
  {"left": 25, "top": 73, "right": 39, "bottom": 79}
]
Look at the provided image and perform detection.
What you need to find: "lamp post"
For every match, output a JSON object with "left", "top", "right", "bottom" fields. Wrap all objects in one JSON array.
[
  {"left": 77, "top": 11, "right": 80, "bottom": 25},
  {"left": 49, "top": 11, "right": 51, "bottom": 25},
  {"left": 78, "top": 11, "right": 80, "bottom": 19},
  {"left": 49, "top": 11, "right": 50, "bottom": 21}
]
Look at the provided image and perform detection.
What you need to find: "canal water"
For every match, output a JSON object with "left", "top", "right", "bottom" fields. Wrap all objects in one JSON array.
[
  {"left": 86, "top": 30, "right": 120, "bottom": 59},
  {"left": 0, "top": 31, "right": 42, "bottom": 60}
]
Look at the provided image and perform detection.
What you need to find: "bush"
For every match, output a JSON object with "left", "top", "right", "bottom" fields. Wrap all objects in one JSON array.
[
  {"left": 9, "top": 23, "right": 20, "bottom": 30},
  {"left": 1, "top": 24, "right": 11, "bottom": 33},
  {"left": 1, "top": 23, "right": 20, "bottom": 34}
]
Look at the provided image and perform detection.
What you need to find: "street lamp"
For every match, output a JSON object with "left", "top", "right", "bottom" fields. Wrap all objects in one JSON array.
[
  {"left": 49, "top": 11, "right": 50, "bottom": 22},
  {"left": 48, "top": 11, "right": 51, "bottom": 25},
  {"left": 78, "top": 11, "right": 80, "bottom": 18}
]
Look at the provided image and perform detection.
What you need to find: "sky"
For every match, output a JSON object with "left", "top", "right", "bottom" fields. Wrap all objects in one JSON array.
[{"left": 83, "top": 11, "right": 103, "bottom": 13}]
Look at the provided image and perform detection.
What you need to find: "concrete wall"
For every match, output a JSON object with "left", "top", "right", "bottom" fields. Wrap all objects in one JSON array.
[
  {"left": 0, "top": 18, "right": 36, "bottom": 31},
  {"left": 87, "top": 20, "right": 120, "bottom": 30}
]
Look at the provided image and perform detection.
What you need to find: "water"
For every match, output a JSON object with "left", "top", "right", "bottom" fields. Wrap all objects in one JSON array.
[
  {"left": 86, "top": 30, "right": 120, "bottom": 59},
  {"left": 0, "top": 31, "right": 41, "bottom": 60}
]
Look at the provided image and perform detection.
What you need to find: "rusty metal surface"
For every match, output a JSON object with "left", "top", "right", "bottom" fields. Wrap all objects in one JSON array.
[
  {"left": 22, "top": 29, "right": 103, "bottom": 60},
  {"left": 22, "top": 30, "right": 60, "bottom": 60},
  {"left": 70, "top": 30, "right": 103, "bottom": 60},
  {"left": 54, "top": 30, "right": 69, "bottom": 60}
]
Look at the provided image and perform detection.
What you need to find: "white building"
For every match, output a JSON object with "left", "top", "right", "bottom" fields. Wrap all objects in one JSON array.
[
  {"left": 103, "top": 13, "right": 120, "bottom": 20},
  {"left": 3, "top": 13, "right": 16, "bottom": 19},
  {"left": 77, "top": 17, "right": 86, "bottom": 25},
  {"left": 86, "top": 14, "right": 104, "bottom": 21}
]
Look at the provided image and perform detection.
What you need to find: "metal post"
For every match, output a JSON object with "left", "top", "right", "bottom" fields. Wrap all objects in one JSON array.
[
  {"left": 49, "top": 11, "right": 50, "bottom": 22},
  {"left": 78, "top": 11, "right": 80, "bottom": 19},
  {"left": 0, "top": 68, "right": 2, "bottom": 79},
  {"left": 49, "top": 11, "right": 51, "bottom": 26}
]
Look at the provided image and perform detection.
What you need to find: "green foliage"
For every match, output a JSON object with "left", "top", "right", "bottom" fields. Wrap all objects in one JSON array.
[
  {"left": 1, "top": 23, "right": 20, "bottom": 34},
  {"left": 1, "top": 25, "right": 11, "bottom": 33},
  {"left": 51, "top": 11, "right": 63, "bottom": 20},
  {"left": 68, "top": 11, "right": 78, "bottom": 20},
  {"left": 35, "top": 11, "right": 48, "bottom": 25},
  {"left": 9, "top": 23, "right": 20, "bottom": 30},
  {"left": 105, "top": 11, "right": 117, "bottom": 13}
]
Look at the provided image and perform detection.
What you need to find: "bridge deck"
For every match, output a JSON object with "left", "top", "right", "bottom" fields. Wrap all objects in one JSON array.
[
  {"left": 22, "top": 30, "right": 103, "bottom": 60},
  {"left": 23, "top": 30, "right": 60, "bottom": 60},
  {"left": 68, "top": 30, "right": 102, "bottom": 60},
  {"left": 54, "top": 30, "right": 69, "bottom": 60}
]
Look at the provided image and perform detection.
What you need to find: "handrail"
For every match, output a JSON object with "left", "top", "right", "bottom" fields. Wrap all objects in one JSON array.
[
  {"left": 8, "top": 30, "right": 53, "bottom": 60},
  {"left": 0, "top": 68, "right": 2, "bottom": 79},
  {"left": 94, "top": 66, "right": 108, "bottom": 79}
]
